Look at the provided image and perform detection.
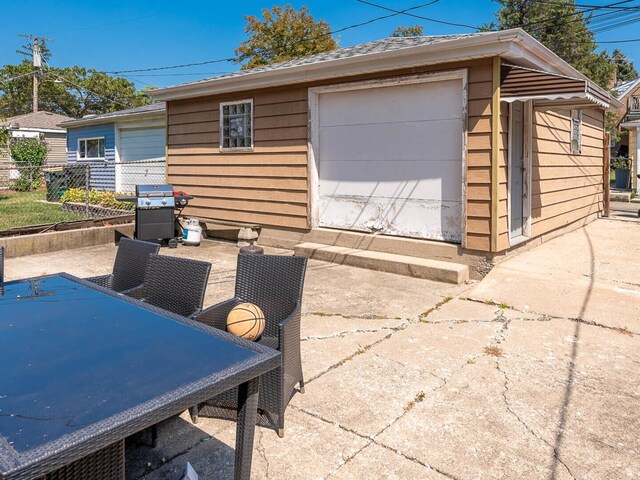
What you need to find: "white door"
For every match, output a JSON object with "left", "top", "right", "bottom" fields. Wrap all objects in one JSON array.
[
  {"left": 117, "top": 127, "right": 166, "bottom": 193},
  {"left": 316, "top": 78, "right": 464, "bottom": 242},
  {"left": 508, "top": 101, "right": 531, "bottom": 241}
]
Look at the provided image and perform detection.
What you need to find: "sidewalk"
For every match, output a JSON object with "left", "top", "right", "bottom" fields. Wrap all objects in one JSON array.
[{"left": 5, "top": 218, "right": 639, "bottom": 479}]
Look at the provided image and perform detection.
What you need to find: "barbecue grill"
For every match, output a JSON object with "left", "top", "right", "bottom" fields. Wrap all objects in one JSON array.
[{"left": 117, "top": 184, "right": 193, "bottom": 247}]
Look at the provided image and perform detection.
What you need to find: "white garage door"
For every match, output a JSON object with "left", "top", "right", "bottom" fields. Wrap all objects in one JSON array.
[
  {"left": 316, "top": 77, "right": 464, "bottom": 242},
  {"left": 117, "top": 127, "right": 166, "bottom": 193}
]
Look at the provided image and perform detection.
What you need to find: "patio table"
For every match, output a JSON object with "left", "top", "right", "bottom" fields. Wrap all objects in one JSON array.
[{"left": 0, "top": 273, "right": 280, "bottom": 480}]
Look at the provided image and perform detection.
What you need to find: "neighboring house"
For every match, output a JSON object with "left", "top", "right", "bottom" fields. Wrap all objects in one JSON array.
[
  {"left": 0, "top": 111, "right": 73, "bottom": 164},
  {"left": 613, "top": 77, "right": 640, "bottom": 190},
  {"left": 149, "top": 28, "right": 619, "bottom": 266},
  {"left": 59, "top": 102, "right": 166, "bottom": 193}
]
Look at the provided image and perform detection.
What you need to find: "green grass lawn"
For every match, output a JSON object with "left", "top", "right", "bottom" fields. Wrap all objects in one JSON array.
[{"left": 0, "top": 190, "right": 85, "bottom": 232}]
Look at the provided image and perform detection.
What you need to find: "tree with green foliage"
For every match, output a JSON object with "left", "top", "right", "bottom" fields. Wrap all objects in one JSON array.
[
  {"left": 0, "top": 61, "right": 152, "bottom": 118},
  {"left": 611, "top": 49, "right": 637, "bottom": 83},
  {"left": 391, "top": 25, "right": 424, "bottom": 37},
  {"left": 235, "top": 5, "right": 338, "bottom": 70},
  {"left": 485, "top": 0, "right": 614, "bottom": 88}
]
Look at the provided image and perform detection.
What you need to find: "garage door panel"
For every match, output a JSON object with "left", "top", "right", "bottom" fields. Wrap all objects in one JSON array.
[
  {"left": 118, "top": 127, "right": 166, "bottom": 193},
  {"left": 319, "top": 161, "right": 462, "bottom": 201},
  {"left": 317, "top": 78, "right": 464, "bottom": 242},
  {"left": 319, "top": 81, "right": 463, "bottom": 127},
  {"left": 319, "top": 196, "right": 462, "bottom": 242},
  {"left": 319, "top": 119, "right": 461, "bottom": 162}
]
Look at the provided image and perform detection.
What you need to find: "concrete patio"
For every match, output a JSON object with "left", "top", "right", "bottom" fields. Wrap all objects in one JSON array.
[{"left": 5, "top": 217, "right": 639, "bottom": 480}]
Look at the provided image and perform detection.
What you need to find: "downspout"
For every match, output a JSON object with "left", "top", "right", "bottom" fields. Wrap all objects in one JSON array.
[{"left": 490, "top": 56, "right": 501, "bottom": 252}]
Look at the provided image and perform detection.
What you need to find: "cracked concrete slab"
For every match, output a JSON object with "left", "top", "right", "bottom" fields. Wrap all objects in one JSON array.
[
  {"left": 293, "top": 323, "right": 464, "bottom": 438},
  {"left": 497, "top": 318, "right": 640, "bottom": 479},
  {"left": 328, "top": 442, "right": 449, "bottom": 479},
  {"left": 468, "top": 221, "right": 640, "bottom": 333},
  {"left": 302, "top": 330, "right": 399, "bottom": 382},
  {"left": 4, "top": 218, "right": 639, "bottom": 480},
  {"left": 138, "top": 409, "right": 369, "bottom": 480},
  {"left": 302, "top": 260, "right": 460, "bottom": 318},
  {"left": 301, "top": 314, "right": 406, "bottom": 340},
  {"left": 126, "top": 412, "right": 230, "bottom": 479},
  {"left": 425, "top": 298, "right": 541, "bottom": 323},
  {"left": 375, "top": 353, "right": 575, "bottom": 480}
]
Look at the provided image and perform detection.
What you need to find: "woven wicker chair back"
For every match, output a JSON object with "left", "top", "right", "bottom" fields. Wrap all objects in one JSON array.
[
  {"left": 111, "top": 238, "right": 160, "bottom": 292},
  {"left": 235, "top": 254, "right": 307, "bottom": 337},
  {"left": 143, "top": 254, "right": 212, "bottom": 317}
]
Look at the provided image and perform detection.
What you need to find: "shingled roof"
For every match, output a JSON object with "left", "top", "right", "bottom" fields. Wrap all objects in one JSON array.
[
  {"left": 2, "top": 111, "right": 74, "bottom": 131},
  {"left": 172, "top": 34, "right": 481, "bottom": 89}
]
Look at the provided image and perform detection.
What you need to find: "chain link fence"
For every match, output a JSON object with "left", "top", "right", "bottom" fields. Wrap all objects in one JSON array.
[{"left": 0, "top": 160, "right": 166, "bottom": 235}]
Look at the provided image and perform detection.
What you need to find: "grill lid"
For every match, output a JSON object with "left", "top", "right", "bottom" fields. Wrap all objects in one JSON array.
[
  {"left": 135, "top": 184, "right": 176, "bottom": 208},
  {"left": 136, "top": 184, "right": 174, "bottom": 197}
]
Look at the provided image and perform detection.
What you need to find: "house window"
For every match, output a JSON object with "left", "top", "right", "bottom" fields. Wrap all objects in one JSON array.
[
  {"left": 220, "top": 100, "right": 253, "bottom": 150},
  {"left": 570, "top": 110, "right": 582, "bottom": 154},
  {"left": 631, "top": 96, "right": 640, "bottom": 111},
  {"left": 78, "top": 137, "right": 105, "bottom": 160}
]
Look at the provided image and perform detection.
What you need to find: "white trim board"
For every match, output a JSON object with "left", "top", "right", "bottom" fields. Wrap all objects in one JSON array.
[{"left": 506, "top": 100, "right": 533, "bottom": 245}]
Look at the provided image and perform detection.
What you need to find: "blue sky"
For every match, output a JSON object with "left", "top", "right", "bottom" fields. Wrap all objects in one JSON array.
[{"left": 1, "top": 0, "right": 639, "bottom": 89}]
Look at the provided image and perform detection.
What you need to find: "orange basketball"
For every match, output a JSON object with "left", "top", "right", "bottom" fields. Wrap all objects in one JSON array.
[{"left": 226, "top": 303, "right": 265, "bottom": 341}]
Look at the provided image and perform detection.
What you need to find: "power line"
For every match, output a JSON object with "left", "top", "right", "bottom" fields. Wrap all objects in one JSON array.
[
  {"left": 41, "top": 67, "right": 134, "bottom": 109},
  {"left": 0, "top": 71, "right": 36, "bottom": 83},
  {"left": 105, "top": 0, "right": 442, "bottom": 74},
  {"left": 355, "top": 0, "right": 480, "bottom": 30}
]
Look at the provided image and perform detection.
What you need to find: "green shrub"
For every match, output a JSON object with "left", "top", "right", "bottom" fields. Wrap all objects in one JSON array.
[
  {"left": 60, "top": 188, "right": 135, "bottom": 211},
  {"left": 10, "top": 136, "right": 49, "bottom": 191},
  {"left": 611, "top": 156, "right": 631, "bottom": 170}
]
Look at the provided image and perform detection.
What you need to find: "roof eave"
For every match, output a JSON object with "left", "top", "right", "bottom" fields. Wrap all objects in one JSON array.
[{"left": 59, "top": 109, "right": 165, "bottom": 128}]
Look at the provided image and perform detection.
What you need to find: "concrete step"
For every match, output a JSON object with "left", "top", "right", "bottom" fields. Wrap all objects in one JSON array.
[
  {"left": 294, "top": 242, "right": 470, "bottom": 284},
  {"left": 293, "top": 228, "right": 461, "bottom": 261},
  {"left": 611, "top": 191, "right": 632, "bottom": 202}
]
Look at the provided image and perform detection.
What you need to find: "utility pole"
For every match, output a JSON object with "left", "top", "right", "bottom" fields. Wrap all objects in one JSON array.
[{"left": 17, "top": 34, "right": 53, "bottom": 113}]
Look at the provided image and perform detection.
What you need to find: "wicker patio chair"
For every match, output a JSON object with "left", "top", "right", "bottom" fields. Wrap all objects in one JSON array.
[
  {"left": 125, "top": 254, "right": 211, "bottom": 318},
  {"left": 192, "top": 253, "right": 308, "bottom": 437},
  {"left": 0, "top": 246, "right": 4, "bottom": 283},
  {"left": 85, "top": 237, "right": 160, "bottom": 293}
]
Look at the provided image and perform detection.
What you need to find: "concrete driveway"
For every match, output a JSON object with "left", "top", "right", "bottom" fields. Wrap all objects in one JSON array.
[{"left": 4, "top": 218, "right": 639, "bottom": 479}]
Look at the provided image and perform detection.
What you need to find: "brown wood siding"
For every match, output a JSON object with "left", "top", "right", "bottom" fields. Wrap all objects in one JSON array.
[
  {"left": 530, "top": 108, "right": 604, "bottom": 236},
  {"left": 167, "top": 87, "right": 309, "bottom": 229},
  {"left": 167, "top": 58, "right": 495, "bottom": 237},
  {"left": 466, "top": 60, "right": 495, "bottom": 252},
  {"left": 497, "top": 107, "right": 604, "bottom": 244}
]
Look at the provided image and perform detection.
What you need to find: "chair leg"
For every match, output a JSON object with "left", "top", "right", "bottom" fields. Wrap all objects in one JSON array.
[
  {"left": 299, "top": 378, "right": 305, "bottom": 394},
  {"left": 151, "top": 425, "right": 158, "bottom": 448},
  {"left": 277, "top": 415, "right": 285, "bottom": 438},
  {"left": 189, "top": 405, "right": 199, "bottom": 424}
]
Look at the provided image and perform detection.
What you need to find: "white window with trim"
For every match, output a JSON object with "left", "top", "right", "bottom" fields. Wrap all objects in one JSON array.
[
  {"left": 78, "top": 137, "right": 105, "bottom": 160},
  {"left": 220, "top": 100, "right": 253, "bottom": 150},
  {"left": 570, "top": 110, "right": 582, "bottom": 154}
]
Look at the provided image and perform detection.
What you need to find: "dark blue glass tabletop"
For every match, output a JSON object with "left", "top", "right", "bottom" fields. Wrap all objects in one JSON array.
[{"left": 0, "top": 274, "right": 258, "bottom": 454}]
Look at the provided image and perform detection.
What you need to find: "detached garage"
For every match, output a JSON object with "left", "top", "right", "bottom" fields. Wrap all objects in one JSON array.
[
  {"left": 61, "top": 103, "right": 166, "bottom": 193},
  {"left": 150, "top": 28, "right": 619, "bottom": 276}
]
